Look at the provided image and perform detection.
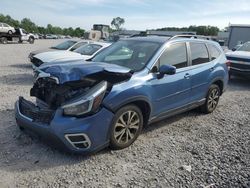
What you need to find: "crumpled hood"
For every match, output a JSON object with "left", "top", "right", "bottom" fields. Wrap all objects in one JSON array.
[
  {"left": 34, "top": 51, "right": 82, "bottom": 63},
  {"left": 40, "top": 62, "right": 132, "bottom": 84},
  {"left": 226, "top": 50, "right": 250, "bottom": 60}
]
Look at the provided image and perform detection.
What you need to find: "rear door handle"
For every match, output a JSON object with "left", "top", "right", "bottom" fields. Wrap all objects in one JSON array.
[{"left": 184, "top": 73, "right": 191, "bottom": 79}]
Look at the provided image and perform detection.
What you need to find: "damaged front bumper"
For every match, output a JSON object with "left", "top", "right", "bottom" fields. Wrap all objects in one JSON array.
[{"left": 15, "top": 97, "right": 114, "bottom": 154}]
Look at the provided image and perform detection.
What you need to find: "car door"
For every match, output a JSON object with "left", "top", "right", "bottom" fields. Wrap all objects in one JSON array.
[
  {"left": 21, "top": 29, "right": 28, "bottom": 40},
  {"left": 188, "top": 42, "right": 214, "bottom": 102},
  {"left": 149, "top": 42, "right": 192, "bottom": 117}
]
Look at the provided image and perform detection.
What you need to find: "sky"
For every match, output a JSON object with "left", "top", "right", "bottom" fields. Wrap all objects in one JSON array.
[{"left": 1, "top": 0, "right": 250, "bottom": 30}]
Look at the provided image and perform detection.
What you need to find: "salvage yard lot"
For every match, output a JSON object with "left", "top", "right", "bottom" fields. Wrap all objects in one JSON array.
[{"left": 0, "top": 40, "right": 249, "bottom": 187}]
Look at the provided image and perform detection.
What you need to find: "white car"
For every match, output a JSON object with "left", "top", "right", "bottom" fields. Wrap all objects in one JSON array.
[
  {"left": 226, "top": 41, "right": 250, "bottom": 78},
  {"left": 31, "top": 42, "right": 111, "bottom": 68},
  {"left": 29, "top": 40, "right": 90, "bottom": 60},
  {"left": 0, "top": 22, "right": 15, "bottom": 34}
]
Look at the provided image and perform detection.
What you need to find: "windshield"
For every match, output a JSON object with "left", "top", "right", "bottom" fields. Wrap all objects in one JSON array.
[
  {"left": 237, "top": 42, "right": 250, "bottom": 52},
  {"left": 74, "top": 44, "right": 103, "bottom": 55},
  {"left": 52, "top": 40, "right": 77, "bottom": 50},
  {"left": 92, "top": 40, "right": 161, "bottom": 72}
]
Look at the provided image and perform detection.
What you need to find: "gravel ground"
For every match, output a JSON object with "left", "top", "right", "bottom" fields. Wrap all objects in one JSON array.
[{"left": 0, "top": 40, "right": 249, "bottom": 188}]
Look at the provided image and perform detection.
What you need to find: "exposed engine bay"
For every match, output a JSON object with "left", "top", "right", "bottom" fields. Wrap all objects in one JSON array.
[{"left": 30, "top": 69, "right": 132, "bottom": 109}]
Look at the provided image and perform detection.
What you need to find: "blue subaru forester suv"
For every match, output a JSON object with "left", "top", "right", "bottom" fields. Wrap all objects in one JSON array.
[{"left": 15, "top": 36, "right": 228, "bottom": 153}]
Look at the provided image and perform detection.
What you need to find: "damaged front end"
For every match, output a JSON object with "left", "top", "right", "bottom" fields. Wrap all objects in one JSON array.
[{"left": 17, "top": 62, "right": 132, "bottom": 124}]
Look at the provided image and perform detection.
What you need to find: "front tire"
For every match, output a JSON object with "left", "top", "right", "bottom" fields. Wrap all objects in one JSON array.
[
  {"left": 110, "top": 105, "right": 143, "bottom": 150},
  {"left": 200, "top": 84, "right": 220, "bottom": 113},
  {"left": 8, "top": 30, "right": 13, "bottom": 34}
]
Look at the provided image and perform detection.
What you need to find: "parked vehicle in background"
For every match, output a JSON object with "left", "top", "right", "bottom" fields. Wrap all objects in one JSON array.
[
  {"left": 32, "top": 41, "right": 111, "bottom": 68},
  {"left": 45, "top": 34, "right": 58, "bottom": 39},
  {"left": 15, "top": 35, "right": 228, "bottom": 153},
  {"left": 29, "top": 40, "right": 89, "bottom": 60},
  {"left": 33, "top": 34, "right": 39, "bottom": 39},
  {"left": 0, "top": 28, "right": 35, "bottom": 44},
  {"left": 226, "top": 41, "right": 250, "bottom": 78},
  {"left": 0, "top": 22, "right": 15, "bottom": 34}
]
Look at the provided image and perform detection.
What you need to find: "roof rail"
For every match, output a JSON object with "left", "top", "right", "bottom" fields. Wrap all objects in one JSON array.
[{"left": 169, "top": 35, "right": 211, "bottom": 40}]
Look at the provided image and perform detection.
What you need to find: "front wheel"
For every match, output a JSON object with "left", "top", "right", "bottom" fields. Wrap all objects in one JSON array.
[
  {"left": 200, "top": 84, "right": 220, "bottom": 113},
  {"left": 110, "top": 105, "right": 143, "bottom": 150},
  {"left": 8, "top": 30, "right": 13, "bottom": 34}
]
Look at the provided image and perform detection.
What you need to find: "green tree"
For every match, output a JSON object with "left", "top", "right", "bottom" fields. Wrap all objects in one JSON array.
[
  {"left": 111, "top": 17, "right": 125, "bottom": 31},
  {"left": 21, "top": 18, "right": 38, "bottom": 33}
]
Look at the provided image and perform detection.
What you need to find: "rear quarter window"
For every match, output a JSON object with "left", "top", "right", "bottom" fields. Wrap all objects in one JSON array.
[
  {"left": 190, "top": 43, "right": 209, "bottom": 65},
  {"left": 208, "top": 44, "right": 221, "bottom": 60}
]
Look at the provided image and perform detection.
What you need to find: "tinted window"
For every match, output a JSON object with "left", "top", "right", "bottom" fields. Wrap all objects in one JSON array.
[
  {"left": 70, "top": 42, "right": 87, "bottom": 51},
  {"left": 190, "top": 43, "right": 209, "bottom": 65},
  {"left": 92, "top": 40, "right": 161, "bottom": 72},
  {"left": 52, "top": 40, "right": 77, "bottom": 50},
  {"left": 159, "top": 43, "right": 187, "bottom": 69},
  {"left": 208, "top": 44, "right": 221, "bottom": 60},
  {"left": 74, "top": 44, "right": 102, "bottom": 55}
]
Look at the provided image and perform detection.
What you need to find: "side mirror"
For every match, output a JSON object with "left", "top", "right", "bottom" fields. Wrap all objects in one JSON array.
[{"left": 157, "top": 64, "right": 176, "bottom": 79}]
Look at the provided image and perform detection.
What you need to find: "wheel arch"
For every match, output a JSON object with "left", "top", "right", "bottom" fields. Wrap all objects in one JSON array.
[
  {"left": 105, "top": 96, "right": 152, "bottom": 126},
  {"left": 211, "top": 79, "right": 224, "bottom": 95}
]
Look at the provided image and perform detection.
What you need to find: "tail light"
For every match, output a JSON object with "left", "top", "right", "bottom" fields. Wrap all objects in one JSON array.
[{"left": 226, "top": 61, "right": 231, "bottom": 70}]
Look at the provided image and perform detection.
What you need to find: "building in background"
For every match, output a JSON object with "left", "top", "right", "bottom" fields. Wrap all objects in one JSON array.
[
  {"left": 217, "top": 31, "right": 229, "bottom": 46},
  {"left": 228, "top": 24, "right": 250, "bottom": 49}
]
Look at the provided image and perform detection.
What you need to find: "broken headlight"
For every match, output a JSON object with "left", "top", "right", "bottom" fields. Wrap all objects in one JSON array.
[{"left": 62, "top": 81, "right": 107, "bottom": 116}]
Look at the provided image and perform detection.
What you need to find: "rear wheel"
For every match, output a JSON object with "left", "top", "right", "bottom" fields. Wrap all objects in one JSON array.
[
  {"left": 110, "top": 105, "right": 143, "bottom": 150},
  {"left": 0, "top": 37, "right": 7, "bottom": 44},
  {"left": 200, "top": 84, "right": 220, "bottom": 113},
  {"left": 28, "top": 37, "right": 34, "bottom": 44}
]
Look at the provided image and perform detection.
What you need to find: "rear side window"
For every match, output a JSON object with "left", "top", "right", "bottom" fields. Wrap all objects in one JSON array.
[
  {"left": 208, "top": 44, "right": 221, "bottom": 60},
  {"left": 3, "top": 23, "right": 9, "bottom": 27},
  {"left": 159, "top": 43, "right": 188, "bottom": 69},
  {"left": 190, "top": 43, "right": 209, "bottom": 65}
]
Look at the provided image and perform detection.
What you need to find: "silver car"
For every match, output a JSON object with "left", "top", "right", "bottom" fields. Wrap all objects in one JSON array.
[{"left": 0, "top": 22, "right": 15, "bottom": 34}]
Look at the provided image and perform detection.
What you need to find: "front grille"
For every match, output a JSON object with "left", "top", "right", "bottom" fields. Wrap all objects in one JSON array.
[
  {"left": 19, "top": 97, "right": 55, "bottom": 124},
  {"left": 65, "top": 133, "right": 91, "bottom": 149},
  {"left": 31, "top": 57, "right": 44, "bottom": 67},
  {"left": 231, "top": 62, "right": 250, "bottom": 70}
]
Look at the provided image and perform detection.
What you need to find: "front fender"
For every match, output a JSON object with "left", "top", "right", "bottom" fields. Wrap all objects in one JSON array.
[{"left": 103, "top": 81, "right": 152, "bottom": 113}]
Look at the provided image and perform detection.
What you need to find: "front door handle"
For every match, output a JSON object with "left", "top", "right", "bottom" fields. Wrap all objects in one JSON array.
[{"left": 184, "top": 73, "right": 191, "bottom": 79}]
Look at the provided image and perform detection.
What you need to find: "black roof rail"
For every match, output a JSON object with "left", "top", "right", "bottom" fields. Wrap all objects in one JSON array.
[
  {"left": 169, "top": 35, "right": 211, "bottom": 40},
  {"left": 130, "top": 32, "right": 173, "bottom": 38}
]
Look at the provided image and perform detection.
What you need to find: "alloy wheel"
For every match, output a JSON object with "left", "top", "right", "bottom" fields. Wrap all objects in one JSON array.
[
  {"left": 114, "top": 110, "right": 140, "bottom": 145},
  {"left": 207, "top": 88, "right": 220, "bottom": 111}
]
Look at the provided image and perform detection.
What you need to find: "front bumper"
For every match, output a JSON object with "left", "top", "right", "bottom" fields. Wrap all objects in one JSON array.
[
  {"left": 15, "top": 98, "right": 114, "bottom": 154},
  {"left": 230, "top": 67, "right": 250, "bottom": 77},
  {"left": 229, "top": 61, "right": 250, "bottom": 77}
]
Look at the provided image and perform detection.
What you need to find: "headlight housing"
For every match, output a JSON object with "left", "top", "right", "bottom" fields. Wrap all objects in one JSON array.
[{"left": 62, "top": 81, "right": 107, "bottom": 116}]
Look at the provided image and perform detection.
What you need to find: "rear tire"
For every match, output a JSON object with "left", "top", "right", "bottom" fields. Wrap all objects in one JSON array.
[
  {"left": 1, "top": 37, "right": 7, "bottom": 44},
  {"left": 28, "top": 37, "right": 34, "bottom": 44},
  {"left": 200, "top": 84, "right": 220, "bottom": 113},
  {"left": 110, "top": 105, "right": 143, "bottom": 150}
]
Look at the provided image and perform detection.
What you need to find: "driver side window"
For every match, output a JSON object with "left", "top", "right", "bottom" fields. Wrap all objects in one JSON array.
[{"left": 159, "top": 43, "right": 188, "bottom": 69}]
